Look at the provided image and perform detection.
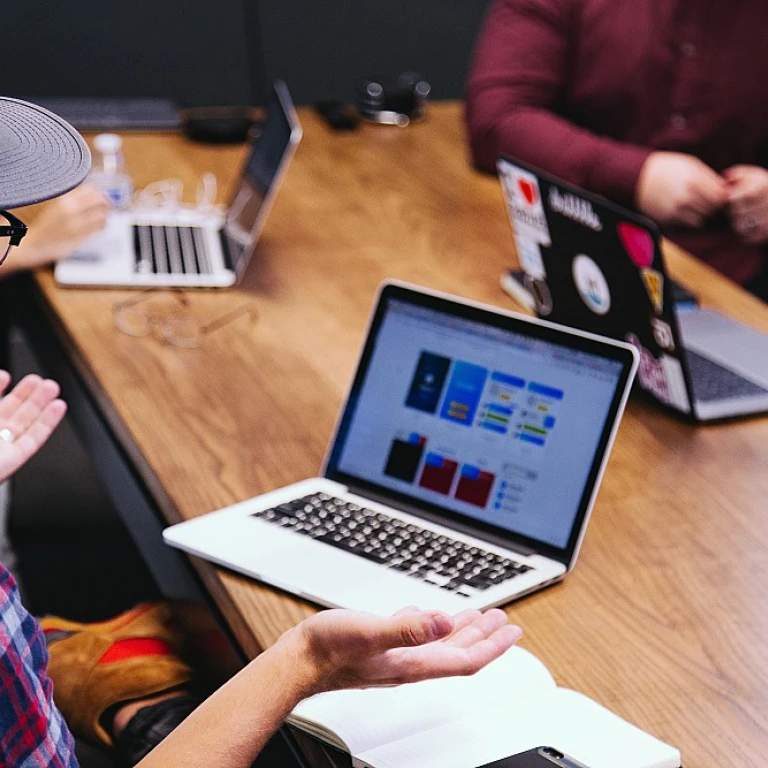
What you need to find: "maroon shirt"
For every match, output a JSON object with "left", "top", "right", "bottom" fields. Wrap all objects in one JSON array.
[{"left": 466, "top": 0, "right": 768, "bottom": 283}]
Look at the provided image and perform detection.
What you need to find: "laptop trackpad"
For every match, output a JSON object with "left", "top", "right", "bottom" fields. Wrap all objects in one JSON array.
[
  {"left": 252, "top": 540, "right": 385, "bottom": 596},
  {"left": 678, "top": 309, "right": 768, "bottom": 385}
]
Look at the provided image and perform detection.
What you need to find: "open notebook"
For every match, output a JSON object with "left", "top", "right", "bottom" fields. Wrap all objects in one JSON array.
[{"left": 288, "top": 646, "right": 680, "bottom": 768}]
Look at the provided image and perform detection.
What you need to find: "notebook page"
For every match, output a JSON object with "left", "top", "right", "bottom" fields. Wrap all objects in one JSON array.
[
  {"left": 289, "top": 646, "right": 555, "bottom": 756},
  {"left": 357, "top": 687, "right": 680, "bottom": 768}
]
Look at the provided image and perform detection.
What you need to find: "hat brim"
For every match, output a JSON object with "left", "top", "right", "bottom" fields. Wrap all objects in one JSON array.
[{"left": 0, "top": 98, "right": 91, "bottom": 210}]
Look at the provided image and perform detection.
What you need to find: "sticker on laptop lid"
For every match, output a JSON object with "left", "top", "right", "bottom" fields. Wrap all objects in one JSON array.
[
  {"left": 626, "top": 334, "right": 691, "bottom": 412},
  {"left": 651, "top": 318, "right": 675, "bottom": 351},
  {"left": 524, "top": 274, "right": 553, "bottom": 316},
  {"left": 498, "top": 163, "right": 552, "bottom": 246},
  {"left": 572, "top": 254, "right": 611, "bottom": 315},
  {"left": 641, "top": 267, "right": 664, "bottom": 313},
  {"left": 514, "top": 234, "right": 546, "bottom": 280},
  {"left": 548, "top": 187, "right": 603, "bottom": 231},
  {"left": 618, "top": 222, "right": 655, "bottom": 268},
  {"left": 626, "top": 333, "right": 670, "bottom": 402}
]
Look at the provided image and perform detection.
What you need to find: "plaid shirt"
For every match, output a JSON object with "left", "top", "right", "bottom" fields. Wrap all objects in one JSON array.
[{"left": 0, "top": 563, "right": 77, "bottom": 767}]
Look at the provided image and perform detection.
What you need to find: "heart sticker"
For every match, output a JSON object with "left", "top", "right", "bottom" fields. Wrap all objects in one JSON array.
[
  {"left": 618, "top": 222, "right": 654, "bottom": 268},
  {"left": 517, "top": 178, "right": 537, "bottom": 206}
]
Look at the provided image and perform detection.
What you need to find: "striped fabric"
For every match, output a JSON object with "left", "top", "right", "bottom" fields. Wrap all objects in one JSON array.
[{"left": 0, "top": 563, "right": 78, "bottom": 767}]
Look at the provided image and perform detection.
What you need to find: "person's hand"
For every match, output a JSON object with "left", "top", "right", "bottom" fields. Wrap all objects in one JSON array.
[
  {"left": 724, "top": 165, "right": 768, "bottom": 244},
  {"left": 636, "top": 151, "right": 728, "bottom": 228},
  {"left": 0, "top": 371, "right": 67, "bottom": 483},
  {"left": 12, "top": 185, "right": 110, "bottom": 271},
  {"left": 284, "top": 606, "right": 522, "bottom": 696}
]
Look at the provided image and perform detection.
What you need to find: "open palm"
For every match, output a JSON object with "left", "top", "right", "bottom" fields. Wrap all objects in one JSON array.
[
  {"left": 0, "top": 371, "right": 67, "bottom": 483},
  {"left": 295, "top": 606, "right": 522, "bottom": 693}
]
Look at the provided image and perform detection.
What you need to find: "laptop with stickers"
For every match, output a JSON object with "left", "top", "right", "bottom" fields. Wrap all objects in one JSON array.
[
  {"left": 164, "top": 281, "right": 638, "bottom": 615},
  {"left": 497, "top": 156, "right": 768, "bottom": 422}
]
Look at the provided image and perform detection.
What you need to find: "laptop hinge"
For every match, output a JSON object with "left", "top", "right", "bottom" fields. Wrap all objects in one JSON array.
[
  {"left": 343, "top": 483, "right": 538, "bottom": 559},
  {"left": 218, "top": 230, "right": 236, "bottom": 272}
]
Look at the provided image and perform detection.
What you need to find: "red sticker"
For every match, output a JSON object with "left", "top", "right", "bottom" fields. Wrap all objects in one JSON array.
[
  {"left": 618, "top": 222, "right": 654, "bottom": 268},
  {"left": 517, "top": 178, "right": 538, "bottom": 206}
]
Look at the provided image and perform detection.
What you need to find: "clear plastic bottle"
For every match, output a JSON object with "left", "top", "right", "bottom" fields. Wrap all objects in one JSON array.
[{"left": 89, "top": 133, "right": 133, "bottom": 209}]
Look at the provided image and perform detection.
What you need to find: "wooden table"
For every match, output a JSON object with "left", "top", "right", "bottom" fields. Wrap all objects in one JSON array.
[{"left": 18, "top": 104, "right": 768, "bottom": 764}]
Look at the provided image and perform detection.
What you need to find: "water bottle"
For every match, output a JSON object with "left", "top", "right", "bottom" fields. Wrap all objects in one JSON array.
[{"left": 89, "top": 133, "right": 133, "bottom": 209}]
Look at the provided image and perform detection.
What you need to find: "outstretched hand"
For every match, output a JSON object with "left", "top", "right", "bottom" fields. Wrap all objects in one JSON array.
[
  {"left": 0, "top": 371, "right": 67, "bottom": 483},
  {"left": 287, "top": 606, "right": 522, "bottom": 695}
]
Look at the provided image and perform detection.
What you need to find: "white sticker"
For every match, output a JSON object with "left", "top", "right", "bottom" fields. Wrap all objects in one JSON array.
[
  {"left": 514, "top": 234, "right": 546, "bottom": 280},
  {"left": 499, "top": 163, "right": 552, "bottom": 246},
  {"left": 572, "top": 254, "right": 611, "bottom": 315},
  {"left": 652, "top": 318, "right": 675, "bottom": 351},
  {"left": 662, "top": 354, "right": 691, "bottom": 413}
]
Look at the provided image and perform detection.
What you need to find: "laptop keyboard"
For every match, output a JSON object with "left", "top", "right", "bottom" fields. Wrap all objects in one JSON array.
[
  {"left": 685, "top": 348, "right": 768, "bottom": 402},
  {"left": 252, "top": 493, "right": 534, "bottom": 598},
  {"left": 132, "top": 224, "right": 213, "bottom": 276}
]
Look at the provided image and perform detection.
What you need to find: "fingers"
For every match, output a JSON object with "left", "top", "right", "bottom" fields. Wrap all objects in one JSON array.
[
  {"left": 12, "top": 399, "right": 67, "bottom": 466},
  {"left": 443, "top": 608, "right": 509, "bottom": 649},
  {"left": 0, "top": 376, "right": 62, "bottom": 437},
  {"left": 0, "top": 371, "right": 10, "bottom": 397},
  {"left": 375, "top": 610, "right": 454, "bottom": 650}
]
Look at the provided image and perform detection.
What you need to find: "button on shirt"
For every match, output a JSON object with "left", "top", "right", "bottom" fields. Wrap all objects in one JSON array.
[{"left": 466, "top": 0, "right": 768, "bottom": 283}]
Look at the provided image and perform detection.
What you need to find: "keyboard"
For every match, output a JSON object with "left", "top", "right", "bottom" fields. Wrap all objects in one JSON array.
[
  {"left": 252, "top": 493, "right": 534, "bottom": 598},
  {"left": 31, "top": 98, "right": 181, "bottom": 131},
  {"left": 685, "top": 348, "right": 768, "bottom": 402},
  {"left": 133, "top": 224, "right": 213, "bottom": 276}
]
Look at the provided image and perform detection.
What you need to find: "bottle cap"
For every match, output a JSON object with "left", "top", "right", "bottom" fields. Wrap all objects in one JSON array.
[{"left": 93, "top": 133, "right": 123, "bottom": 153}]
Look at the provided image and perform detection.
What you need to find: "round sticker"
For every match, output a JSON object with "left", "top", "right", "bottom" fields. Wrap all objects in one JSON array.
[{"left": 572, "top": 254, "right": 611, "bottom": 315}]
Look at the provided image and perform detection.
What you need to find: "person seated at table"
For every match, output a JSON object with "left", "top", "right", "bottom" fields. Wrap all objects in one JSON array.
[
  {"left": 2, "top": 184, "right": 109, "bottom": 277},
  {"left": 465, "top": 0, "right": 768, "bottom": 300},
  {"left": 0, "top": 370, "right": 521, "bottom": 768}
]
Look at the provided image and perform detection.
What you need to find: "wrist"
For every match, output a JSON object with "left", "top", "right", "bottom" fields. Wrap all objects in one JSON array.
[{"left": 263, "top": 624, "right": 327, "bottom": 703}]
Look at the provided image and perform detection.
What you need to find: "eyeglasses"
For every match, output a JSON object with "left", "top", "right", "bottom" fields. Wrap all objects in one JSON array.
[
  {"left": 113, "top": 290, "right": 255, "bottom": 348},
  {"left": 0, "top": 210, "right": 28, "bottom": 267}
]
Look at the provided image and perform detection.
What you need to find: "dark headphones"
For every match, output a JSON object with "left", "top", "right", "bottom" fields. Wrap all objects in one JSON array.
[{"left": 355, "top": 72, "right": 431, "bottom": 126}]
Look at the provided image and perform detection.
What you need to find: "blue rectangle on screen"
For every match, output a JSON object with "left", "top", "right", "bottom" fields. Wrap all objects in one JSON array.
[
  {"left": 481, "top": 422, "right": 507, "bottom": 434},
  {"left": 425, "top": 452, "right": 443, "bottom": 467},
  {"left": 543, "top": 416, "right": 556, "bottom": 429},
  {"left": 491, "top": 372, "right": 525, "bottom": 388},
  {"left": 408, "top": 432, "right": 422, "bottom": 444},
  {"left": 439, "top": 361, "right": 488, "bottom": 425},
  {"left": 519, "top": 433, "right": 546, "bottom": 446},
  {"left": 487, "top": 403, "right": 513, "bottom": 416},
  {"left": 461, "top": 465, "right": 480, "bottom": 480},
  {"left": 528, "top": 383, "right": 564, "bottom": 400}
]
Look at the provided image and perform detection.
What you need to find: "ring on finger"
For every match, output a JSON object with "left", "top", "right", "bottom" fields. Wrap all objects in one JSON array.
[{"left": 0, "top": 428, "right": 15, "bottom": 444}]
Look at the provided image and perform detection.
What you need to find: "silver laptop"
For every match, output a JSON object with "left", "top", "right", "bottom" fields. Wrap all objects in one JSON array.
[
  {"left": 55, "top": 81, "right": 302, "bottom": 288},
  {"left": 497, "top": 155, "right": 768, "bottom": 422},
  {"left": 163, "top": 281, "right": 638, "bottom": 615}
]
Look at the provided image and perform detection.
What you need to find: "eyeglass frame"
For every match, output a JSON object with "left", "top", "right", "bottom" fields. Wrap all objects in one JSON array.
[
  {"left": 0, "top": 210, "right": 28, "bottom": 267},
  {"left": 112, "top": 289, "right": 255, "bottom": 348}
]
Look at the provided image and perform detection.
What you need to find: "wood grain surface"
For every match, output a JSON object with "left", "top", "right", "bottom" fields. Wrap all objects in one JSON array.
[{"left": 28, "top": 104, "right": 768, "bottom": 765}]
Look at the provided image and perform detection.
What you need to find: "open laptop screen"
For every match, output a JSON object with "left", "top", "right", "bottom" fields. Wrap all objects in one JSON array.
[
  {"left": 223, "top": 81, "right": 301, "bottom": 275},
  {"left": 325, "top": 284, "right": 635, "bottom": 562}
]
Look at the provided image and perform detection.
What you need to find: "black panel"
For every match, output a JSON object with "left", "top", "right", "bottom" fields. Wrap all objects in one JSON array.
[
  {"left": 4, "top": 0, "right": 257, "bottom": 107},
  {"left": 258, "top": 0, "right": 493, "bottom": 103}
]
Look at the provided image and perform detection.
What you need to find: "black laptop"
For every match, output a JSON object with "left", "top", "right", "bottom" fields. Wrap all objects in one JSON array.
[{"left": 497, "top": 156, "right": 768, "bottom": 422}]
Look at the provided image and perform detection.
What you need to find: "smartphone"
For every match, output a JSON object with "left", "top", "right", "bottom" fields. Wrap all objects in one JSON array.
[{"left": 478, "top": 746, "right": 592, "bottom": 768}]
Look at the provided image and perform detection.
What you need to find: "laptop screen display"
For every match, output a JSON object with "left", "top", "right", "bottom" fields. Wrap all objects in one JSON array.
[
  {"left": 224, "top": 82, "right": 299, "bottom": 275},
  {"left": 326, "top": 288, "right": 631, "bottom": 557}
]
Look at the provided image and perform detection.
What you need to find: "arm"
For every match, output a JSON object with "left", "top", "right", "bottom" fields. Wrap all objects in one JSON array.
[
  {"left": 136, "top": 608, "right": 521, "bottom": 767},
  {"left": 465, "top": 0, "right": 651, "bottom": 204},
  {"left": 3, "top": 185, "right": 109, "bottom": 277}
]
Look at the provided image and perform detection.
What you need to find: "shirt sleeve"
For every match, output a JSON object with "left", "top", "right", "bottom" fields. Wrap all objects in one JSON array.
[
  {"left": 465, "top": 0, "right": 652, "bottom": 206},
  {"left": 0, "top": 565, "right": 78, "bottom": 768}
]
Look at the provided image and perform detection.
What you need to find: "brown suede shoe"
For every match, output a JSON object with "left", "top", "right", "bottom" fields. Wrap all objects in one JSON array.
[{"left": 40, "top": 603, "right": 194, "bottom": 747}]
